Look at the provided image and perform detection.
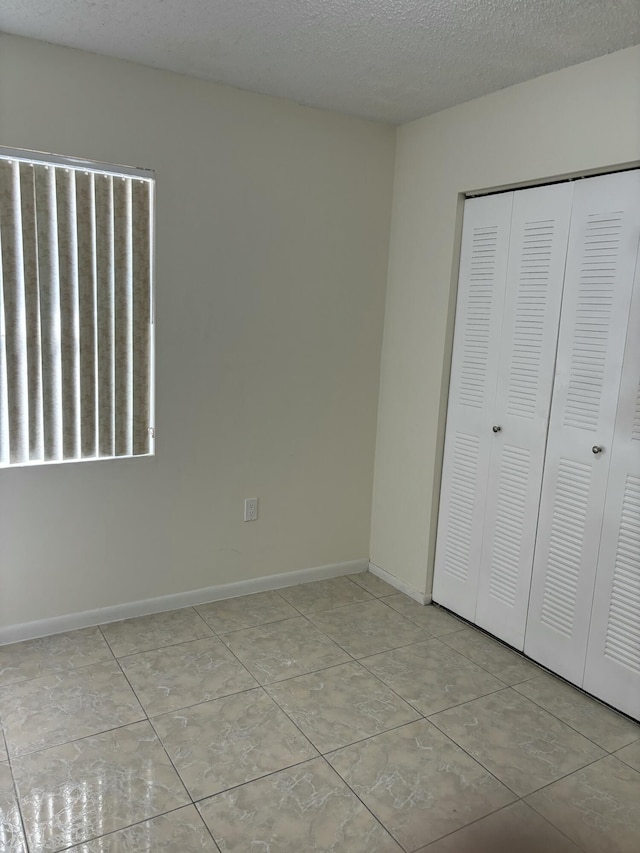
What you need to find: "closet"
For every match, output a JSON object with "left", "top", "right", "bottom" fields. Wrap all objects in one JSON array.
[{"left": 433, "top": 170, "right": 640, "bottom": 720}]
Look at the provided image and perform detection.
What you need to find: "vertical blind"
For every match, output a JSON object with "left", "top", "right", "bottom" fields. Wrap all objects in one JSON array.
[{"left": 0, "top": 152, "right": 154, "bottom": 467}]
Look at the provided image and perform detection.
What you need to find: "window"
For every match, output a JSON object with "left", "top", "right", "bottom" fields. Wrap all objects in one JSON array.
[{"left": 0, "top": 148, "right": 155, "bottom": 468}]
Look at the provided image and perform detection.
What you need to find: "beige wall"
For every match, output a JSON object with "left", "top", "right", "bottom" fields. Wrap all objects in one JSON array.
[
  {"left": 371, "top": 45, "right": 640, "bottom": 598},
  {"left": 0, "top": 34, "right": 395, "bottom": 628}
]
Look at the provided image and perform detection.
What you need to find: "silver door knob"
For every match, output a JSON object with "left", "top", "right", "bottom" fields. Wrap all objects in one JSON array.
[
  {"left": 592, "top": 445, "right": 603, "bottom": 454},
  {"left": 492, "top": 425, "right": 502, "bottom": 433}
]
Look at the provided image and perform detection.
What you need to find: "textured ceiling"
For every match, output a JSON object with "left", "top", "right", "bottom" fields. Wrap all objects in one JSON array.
[{"left": 1, "top": 1, "right": 639, "bottom": 123}]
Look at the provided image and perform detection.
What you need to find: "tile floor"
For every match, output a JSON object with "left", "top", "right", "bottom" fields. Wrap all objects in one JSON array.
[{"left": 0, "top": 572, "right": 639, "bottom": 852}]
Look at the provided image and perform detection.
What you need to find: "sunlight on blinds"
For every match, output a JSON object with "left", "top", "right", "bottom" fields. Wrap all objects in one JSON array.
[{"left": 0, "top": 152, "right": 154, "bottom": 468}]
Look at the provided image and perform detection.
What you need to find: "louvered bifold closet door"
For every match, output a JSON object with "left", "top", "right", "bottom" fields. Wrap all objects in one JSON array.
[
  {"left": 583, "top": 223, "right": 640, "bottom": 720},
  {"left": 474, "top": 183, "right": 573, "bottom": 650},
  {"left": 432, "top": 193, "right": 513, "bottom": 619},
  {"left": 525, "top": 170, "right": 640, "bottom": 685}
]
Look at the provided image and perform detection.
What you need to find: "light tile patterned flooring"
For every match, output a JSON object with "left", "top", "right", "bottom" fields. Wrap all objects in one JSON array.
[{"left": 0, "top": 573, "right": 639, "bottom": 852}]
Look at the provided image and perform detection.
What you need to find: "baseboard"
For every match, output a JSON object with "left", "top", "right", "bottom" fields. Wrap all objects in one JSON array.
[
  {"left": 0, "top": 558, "right": 369, "bottom": 645},
  {"left": 368, "top": 562, "right": 430, "bottom": 604}
]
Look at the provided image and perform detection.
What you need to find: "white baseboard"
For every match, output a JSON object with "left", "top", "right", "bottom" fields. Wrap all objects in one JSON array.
[
  {"left": 0, "top": 558, "right": 369, "bottom": 646},
  {"left": 368, "top": 561, "right": 430, "bottom": 604}
]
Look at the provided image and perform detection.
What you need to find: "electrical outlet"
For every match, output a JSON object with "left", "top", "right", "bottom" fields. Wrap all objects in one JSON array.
[{"left": 243, "top": 497, "right": 258, "bottom": 522}]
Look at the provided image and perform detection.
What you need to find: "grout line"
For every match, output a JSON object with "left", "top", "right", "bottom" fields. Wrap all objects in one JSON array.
[
  {"left": 377, "top": 595, "right": 469, "bottom": 636},
  {"left": 264, "top": 671, "right": 420, "bottom": 758},
  {"left": 0, "top": 651, "right": 118, "bottom": 689},
  {"left": 522, "top": 751, "right": 625, "bottom": 799},
  {"left": 3, "top": 732, "right": 31, "bottom": 853},
  {"left": 56, "top": 804, "right": 215, "bottom": 853},
  {"left": 510, "top": 684, "right": 638, "bottom": 755},
  {"left": 112, "top": 656, "right": 199, "bottom": 810},
  {"left": 355, "top": 635, "right": 510, "bottom": 719},
  {"left": 146, "top": 714, "right": 198, "bottom": 807},
  {"left": 145, "top": 683, "right": 264, "bottom": 721},
  {"left": 191, "top": 755, "right": 322, "bottom": 804},
  {"left": 1, "top": 580, "right": 624, "bottom": 853},
  {"left": 427, "top": 707, "right": 613, "bottom": 809},
  {"left": 422, "top": 714, "right": 523, "bottom": 798},
  {"left": 7, "top": 717, "right": 151, "bottom": 762},
  {"left": 114, "top": 632, "right": 236, "bottom": 661},
  {"left": 213, "top": 613, "right": 310, "bottom": 638},
  {"left": 318, "top": 753, "right": 412, "bottom": 852},
  {"left": 99, "top": 614, "right": 216, "bottom": 658}
]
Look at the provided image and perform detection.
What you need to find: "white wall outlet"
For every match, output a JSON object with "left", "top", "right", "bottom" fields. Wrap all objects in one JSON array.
[{"left": 243, "top": 497, "right": 258, "bottom": 522}]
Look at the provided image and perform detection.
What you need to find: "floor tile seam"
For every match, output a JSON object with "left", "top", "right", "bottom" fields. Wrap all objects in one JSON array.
[
  {"left": 233, "top": 681, "right": 323, "bottom": 758},
  {"left": 305, "top": 597, "right": 427, "bottom": 628},
  {"left": 0, "top": 652, "right": 120, "bottom": 690},
  {"left": 317, "top": 621, "right": 435, "bottom": 652},
  {"left": 430, "top": 714, "right": 612, "bottom": 802},
  {"left": 114, "top": 635, "right": 260, "bottom": 702},
  {"left": 265, "top": 675, "right": 423, "bottom": 758},
  {"left": 376, "top": 598, "right": 470, "bottom": 637},
  {"left": 614, "top": 746, "right": 640, "bottom": 772},
  {"left": 109, "top": 656, "right": 148, "bottom": 725},
  {"left": 273, "top": 575, "right": 374, "bottom": 616},
  {"left": 191, "top": 606, "right": 221, "bottom": 636},
  {"left": 235, "top": 610, "right": 364, "bottom": 669},
  {"left": 409, "top": 800, "right": 531, "bottom": 853},
  {"left": 418, "top": 797, "right": 588, "bottom": 853},
  {"left": 523, "top": 782, "right": 596, "bottom": 853},
  {"left": 113, "top": 631, "right": 247, "bottom": 662},
  {"left": 189, "top": 754, "right": 323, "bottom": 805},
  {"left": 344, "top": 575, "right": 401, "bottom": 600},
  {"left": 509, "top": 684, "right": 638, "bottom": 756},
  {"left": 414, "top": 683, "right": 515, "bottom": 719},
  {"left": 60, "top": 803, "right": 216, "bottom": 853},
  {"left": 211, "top": 613, "right": 313, "bottom": 638},
  {"left": 355, "top": 639, "right": 511, "bottom": 719},
  {"left": 393, "top": 715, "right": 523, "bottom": 802},
  {"left": 205, "top": 592, "right": 427, "bottom": 641},
  {"left": 212, "top": 623, "right": 310, "bottom": 686},
  {"left": 97, "top": 623, "right": 118, "bottom": 659},
  {"left": 142, "top": 683, "right": 321, "bottom": 802},
  {"left": 99, "top": 628, "right": 219, "bottom": 660},
  {"left": 338, "top": 654, "right": 435, "bottom": 720},
  {"left": 192, "top": 586, "right": 293, "bottom": 618},
  {"left": 261, "top": 657, "right": 373, "bottom": 690},
  {"left": 279, "top": 592, "right": 377, "bottom": 617},
  {"left": 7, "top": 717, "right": 153, "bottom": 764},
  {"left": 355, "top": 633, "right": 476, "bottom": 666},
  {"left": 513, "top": 672, "right": 640, "bottom": 729},
  {"left": 145, "top": 714, "right": 202, "bottom": 808},
  {"left": 315, "top": 753, "right": 408, "bottom": 852},
  {"left": 145, "top": 682, "right": 271, "bottom": 722},
  {"left": 300, "top": 611, "right": 444, "bottom": 663},
  {"left": 313, "top": 717, "right": 429, "bottom": 758},
  {"left": 4, "top": 746, "right": 31, "bottom": 853},
  {"left": 436, "top": 625, "right": 640, "bottom": 742},
  {"left": 435, "top": 633, "right": 540, "bottom": 688}
]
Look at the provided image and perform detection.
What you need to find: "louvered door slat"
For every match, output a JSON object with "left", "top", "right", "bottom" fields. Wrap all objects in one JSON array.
[
  {"left": 583, "top": 222, "right": 640, "bottom": 721},
  {"left": 525, "top": 170, "right": 640, "bottom": 687},
  {"left": 475, "top": 183, "right": 573, "bottom": 649},
  {"left": 433, "top": 193, "right": 513, "bottom": 619}
]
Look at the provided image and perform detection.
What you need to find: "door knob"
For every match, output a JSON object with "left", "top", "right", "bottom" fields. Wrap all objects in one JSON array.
[
  {"left": 592, "top": 445, "right": 603, "bottom": 454},
  {"left": 492, "top": 425, "right": 502, "bottom": 433}
]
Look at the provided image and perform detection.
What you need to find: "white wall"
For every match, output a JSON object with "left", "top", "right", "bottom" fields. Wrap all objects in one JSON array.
[
  {"left": 371, "top": 45, "right": 640, "bottom": 598},
  {"left": 0, "top": 34, "right": 395, "bottom": 629}
]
